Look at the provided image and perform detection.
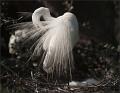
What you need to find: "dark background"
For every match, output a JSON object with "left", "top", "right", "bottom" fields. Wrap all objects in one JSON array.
[
  {"left": 0, "top": 0, "right": 120, "bottom": 93},
  {"left": 1, "top": 0, "right": 118, "bottom": 58}
]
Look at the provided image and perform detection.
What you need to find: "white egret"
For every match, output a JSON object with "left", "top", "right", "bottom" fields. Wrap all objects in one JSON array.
[{"left": 9, "top": 7, "right": 79, "bottom": 75}]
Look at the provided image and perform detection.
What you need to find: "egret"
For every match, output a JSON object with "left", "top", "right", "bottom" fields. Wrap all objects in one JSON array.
[{"left": 9, "top": 7, "right": 79, "bottom": 75}]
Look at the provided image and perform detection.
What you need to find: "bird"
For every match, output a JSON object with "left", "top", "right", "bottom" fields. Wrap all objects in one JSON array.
[{"left": 9, "top": 7, "right": 79, "bottom": 76}]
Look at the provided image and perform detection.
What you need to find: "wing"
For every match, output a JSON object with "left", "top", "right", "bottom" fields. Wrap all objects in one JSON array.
[{"left": 42, "top": 20, "right": 75, "bottom": 75}]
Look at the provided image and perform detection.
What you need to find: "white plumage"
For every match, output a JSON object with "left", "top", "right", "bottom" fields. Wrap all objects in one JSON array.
[{"left": 9, "top": 7, "right": 79, "bottom": 75}]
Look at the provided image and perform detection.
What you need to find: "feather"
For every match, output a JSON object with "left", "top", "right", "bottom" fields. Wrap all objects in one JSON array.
[{"left": 9, "top": 7, "right": 79, "bottom": 76}]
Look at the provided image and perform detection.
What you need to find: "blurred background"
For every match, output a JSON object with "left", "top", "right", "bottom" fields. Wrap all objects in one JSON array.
[{"left": 0, "top": 0, "right": 120, "bottom": 93}]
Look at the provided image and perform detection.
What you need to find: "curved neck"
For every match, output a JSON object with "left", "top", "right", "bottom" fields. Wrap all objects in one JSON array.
[{"left": 32, "top": 7, "right": 54, "bottom": 27}]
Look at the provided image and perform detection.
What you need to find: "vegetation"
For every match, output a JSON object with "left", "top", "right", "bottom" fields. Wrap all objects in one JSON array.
[{"left": 0, "top": 0, "right": 120, "bottom": 93}]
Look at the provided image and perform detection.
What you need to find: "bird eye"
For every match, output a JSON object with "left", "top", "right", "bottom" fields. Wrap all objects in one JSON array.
[{"left": 40, "top": 16, "right": 45, "bottom": 21}]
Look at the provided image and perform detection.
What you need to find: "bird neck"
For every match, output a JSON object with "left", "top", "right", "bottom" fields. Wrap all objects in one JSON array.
[{"left": 32, "top": 8, "right": 54, "bottom": 27}]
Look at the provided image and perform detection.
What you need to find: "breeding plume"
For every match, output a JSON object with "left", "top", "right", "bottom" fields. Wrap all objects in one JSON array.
[{"left": 9, "top": 7, "right": 79, "bottom": 75}]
